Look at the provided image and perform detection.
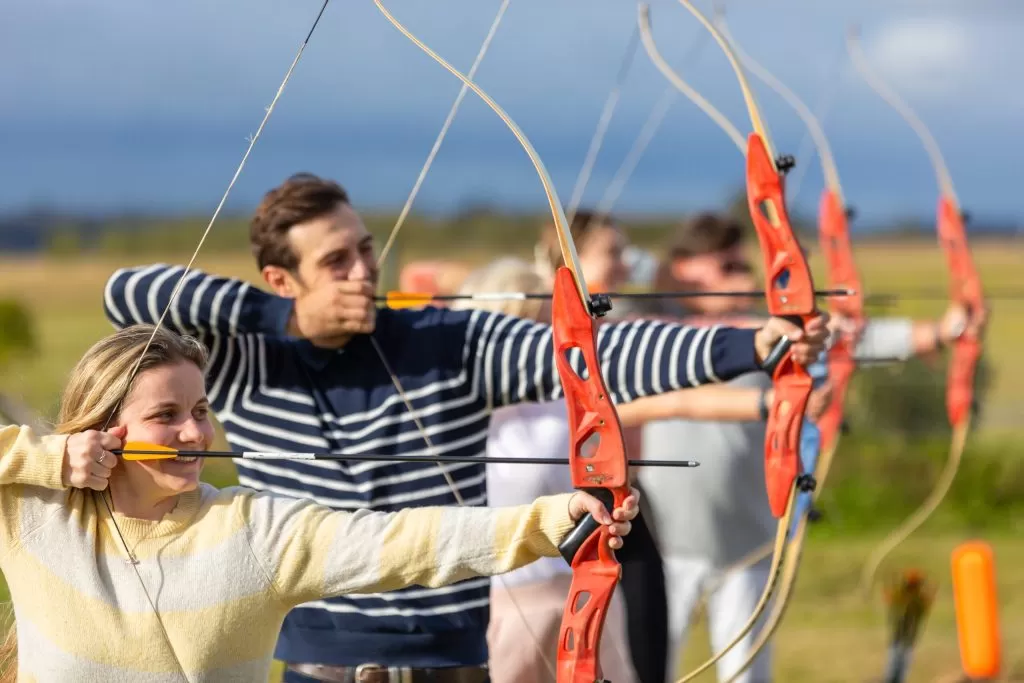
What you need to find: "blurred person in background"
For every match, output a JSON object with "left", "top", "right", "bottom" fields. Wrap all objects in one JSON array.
[
  {"left": 637, "top": 212, "right": 977, "bottom": 683},
  {"left": 102, "top": 175, "right": 829, "bottom": 683},
  {"left": 460, "top": 257, "right": 822, "bottom": 683},
  {"left": 534, "top": 209, "right": 668, "bottom": 683}
]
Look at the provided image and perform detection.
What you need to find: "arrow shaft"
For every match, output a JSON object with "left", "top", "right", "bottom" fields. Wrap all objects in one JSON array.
[
  {"left": 382, "top": 288, "right": 853, "bottom": 304},
  {"left": 115, "top": 449, "right": 698, "bottom": 468}
]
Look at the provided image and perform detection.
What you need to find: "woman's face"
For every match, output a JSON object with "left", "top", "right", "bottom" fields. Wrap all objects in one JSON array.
[
  {"left": 578, "top": 224, "right": 629, "bottom": 292},
  {"left": 117, "top": 360, "right": 215, "bottom": 497}
]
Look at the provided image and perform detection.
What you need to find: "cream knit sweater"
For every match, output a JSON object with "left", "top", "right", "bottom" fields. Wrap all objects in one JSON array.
[{"left": 0, "top": 425, "right": 576, "bottom": 682}]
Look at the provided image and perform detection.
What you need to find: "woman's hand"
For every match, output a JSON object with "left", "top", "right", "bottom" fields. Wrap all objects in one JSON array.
[
  {"left": 61, "top": 426, "right": 126, "bottom": 490},
  {"left": 567, "top": 488, "right": 641, "bottom": 550}
]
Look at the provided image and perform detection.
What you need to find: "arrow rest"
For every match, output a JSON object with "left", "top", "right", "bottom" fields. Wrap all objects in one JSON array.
[
  {"left": 775, "top": 154, "right": 796, "bottom": 174},
  {"left": 796, "top": 473, "right": 817, "bottom": 494},
  {"left": 588, "top": 293, "right": 613, "bottom": 318}
]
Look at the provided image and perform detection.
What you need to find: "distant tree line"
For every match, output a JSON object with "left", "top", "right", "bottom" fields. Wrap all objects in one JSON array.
[{"left": 0, "top": 189, "right": 1019, "bottom": 258}]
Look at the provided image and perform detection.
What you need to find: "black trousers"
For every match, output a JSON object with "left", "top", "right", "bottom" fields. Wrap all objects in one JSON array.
[{"left": 617, "top": 507, "right": 668, "bottom": 683}]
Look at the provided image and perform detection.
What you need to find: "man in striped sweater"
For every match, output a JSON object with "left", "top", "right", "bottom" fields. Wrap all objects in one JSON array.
[{"left": 103, "top": 173, "right": 828, "bottom": 683}]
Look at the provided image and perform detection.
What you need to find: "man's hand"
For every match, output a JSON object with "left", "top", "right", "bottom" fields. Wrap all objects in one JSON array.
[
  {"left": 938, "top": 302, "right": 969, "bottom": 346},
  {"left": 754, "top": 314, "right": 830, "bottom": 368},
  {"left": 827, "top": 311, "right": 866, "bottom": 349},
  {"left": 62, "top": 426, "right": 126, "bottom": 490},
  {"left": 289, "top": 281, "right": 377, "bottom": 346},
  {"left": 567, "top": 487, "right": 641, "bottom": 551},
  {"left": 939, "top": 300, "right": 989, "bottom": 346}
]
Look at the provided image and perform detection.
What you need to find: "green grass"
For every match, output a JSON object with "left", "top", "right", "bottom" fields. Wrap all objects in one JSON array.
[
  {"left": 676, "top": 532, "right": 1024, "bottom": 683},
  {"left": 1, "top": 239, "right": 1022, "bottom": 681}
]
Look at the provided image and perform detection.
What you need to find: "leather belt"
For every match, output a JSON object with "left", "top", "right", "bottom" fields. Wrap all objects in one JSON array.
[{"left": 286, "top": 663, "right": 489, "bottom": 683}]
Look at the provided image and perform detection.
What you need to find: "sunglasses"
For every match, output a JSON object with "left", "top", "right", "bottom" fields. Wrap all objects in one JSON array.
[{"left": 721, "top": 260, "right": 753, "bottom": 275}]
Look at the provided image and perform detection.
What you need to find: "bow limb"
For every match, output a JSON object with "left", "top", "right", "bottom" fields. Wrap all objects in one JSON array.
[
  {"left": 372, "top": 3, "right": 630, "bottom": 682},
  {"left": 847, "top": 27, "right": 985, "bottom": 598},
  {"left": 88, "top": 3, "right": 333, "bottom": 680},
  {"left": 637, "top": 4, "right": 745, "bottom": 153}
]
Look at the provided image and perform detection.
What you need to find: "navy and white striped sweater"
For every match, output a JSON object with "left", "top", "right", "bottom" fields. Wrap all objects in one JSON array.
[{"left": 103, "top": 263, "right": 761, "bottom": 667}]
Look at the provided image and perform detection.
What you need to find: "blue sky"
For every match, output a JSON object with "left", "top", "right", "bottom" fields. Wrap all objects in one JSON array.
[{"left": 2, "top": 0, "right": 1022, "bottom": 228}]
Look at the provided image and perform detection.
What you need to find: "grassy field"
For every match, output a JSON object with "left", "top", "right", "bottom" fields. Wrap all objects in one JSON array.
[
  {"left": 1, "top": 237, "right": 1022, "bottom": 430},
  {"left": 0, "top": 237, "right": 1021, "bottom": 681}
]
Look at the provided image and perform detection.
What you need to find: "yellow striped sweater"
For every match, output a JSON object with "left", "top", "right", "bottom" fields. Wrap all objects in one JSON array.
[{"left": 0, "top": 425, "right": 577, "bottom": 682}]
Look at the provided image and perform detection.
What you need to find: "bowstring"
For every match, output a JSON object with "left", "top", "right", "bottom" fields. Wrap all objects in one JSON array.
[
  {"left": 376, "top": 0, "right": 512, "bottom": 268},
  {"left": 92, "top": 2, "right": 332, "bottom": 679},
  {"left": 564, "top": 25, "right": 641, "bottom": 225},
  {"left": 595, "top": 30, "right": 709, "bottom": 215}
]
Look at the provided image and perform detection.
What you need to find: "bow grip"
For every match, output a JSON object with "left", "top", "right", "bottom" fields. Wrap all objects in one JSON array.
[
  {"left": 558, "top": 488, "right": 615, "bottom": 563},
  {"left": 947, "top": 336, "right": 981, "bottom": 426},
  {"left": 761, "top": 314, "right": 804, "bottom": 375}
]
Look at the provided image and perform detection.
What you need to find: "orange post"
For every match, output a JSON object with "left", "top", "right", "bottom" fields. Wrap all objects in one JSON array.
[{"left": 951, "top": 541, "right": 1001, "bottom": 679}]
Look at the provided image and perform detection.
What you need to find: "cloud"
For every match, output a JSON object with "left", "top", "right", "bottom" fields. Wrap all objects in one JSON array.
[{"left": 867, "top": 18, "right": 971, "bottom": 96}]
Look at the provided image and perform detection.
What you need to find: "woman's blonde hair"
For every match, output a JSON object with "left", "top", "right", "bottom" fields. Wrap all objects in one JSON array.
[
  {"left": 453, "top": 257, "right": 550, "bottom": 321},
  {"left": 55, "top": 324, "right": 209, "bottom": 435},
  {"left": 0, "top": 324, "right": 208, "bottom": 682}
]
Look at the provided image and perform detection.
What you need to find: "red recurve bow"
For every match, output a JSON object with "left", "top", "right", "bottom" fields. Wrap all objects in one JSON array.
[
  {"left": 711, "top": 15, "right": 866, "bottom": 679},
  {"left": 849, "top": 26, "right": 986, "bottom": 596},
  {"left": 639, "top": 2, "right": 821, "bottom": 678}
]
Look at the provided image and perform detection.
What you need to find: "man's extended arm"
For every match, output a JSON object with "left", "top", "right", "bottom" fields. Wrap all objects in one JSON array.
[
  {"left": 455, "top": 308, "right": 764, "bottom": 409},
  {"left": 103, "top": 264, "right": 291, "bottom": 338}
]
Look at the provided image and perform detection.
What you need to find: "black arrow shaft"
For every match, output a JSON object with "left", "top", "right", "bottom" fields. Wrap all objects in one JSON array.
[
  {"left": 114, "top": 448, "right": 699, "bottom": 468},
  {"left": 379, "top": 288, "right": 853, "bottom": 303}
]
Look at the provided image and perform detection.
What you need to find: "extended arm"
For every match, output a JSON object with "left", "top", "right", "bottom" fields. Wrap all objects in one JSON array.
[
  {"left": 457, "top": 308, "right": 762, "bottom": 408},
  {"left": 103, "top": 264, "right": 292, "bottom": 339},
  {"left": 850, "top": 304, "right": 967, "bottom": 363},
  {"left": 616, "top": 384, "right": 767, "bottom": 426},
  {"left": 245, "top": 490, "right": 578, "bottom": 606}
]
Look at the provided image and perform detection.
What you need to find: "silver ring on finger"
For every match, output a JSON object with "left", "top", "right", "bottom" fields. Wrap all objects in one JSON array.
[{"left": 97, "top": 453, "right": 107, "bottom": 465}]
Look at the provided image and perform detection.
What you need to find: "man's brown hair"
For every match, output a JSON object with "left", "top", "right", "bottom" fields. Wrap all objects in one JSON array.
[
  {"left": 665, "top": 212, "right": 746, "bottom": 260},
  {"left": 250, "top": 173, "right": 350, "bottom": 271},
  {"left": 536, "top": 209, "right": 616, "bottom": 273},
  {"left": 652, "top": 212, "right": 748, "bottom": 293}
]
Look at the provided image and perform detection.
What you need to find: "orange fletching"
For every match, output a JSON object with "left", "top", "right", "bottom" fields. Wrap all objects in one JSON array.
[
  {"left": 952, "top": 541, "right": 1001, "bottom": 679},
  {"left": 384, "top": 291, "right": 434, "bottom": 309},
  {"left": 120, "top": 441, "right": 178, "bottom": 461}
]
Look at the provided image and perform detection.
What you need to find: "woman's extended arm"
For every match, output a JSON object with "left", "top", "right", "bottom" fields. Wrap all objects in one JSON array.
[{"left": 245, "top": 490, "right": 637, "bottom": 607}]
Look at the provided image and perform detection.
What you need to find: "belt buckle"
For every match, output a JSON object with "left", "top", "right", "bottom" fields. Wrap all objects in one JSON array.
[{"left": 354, "top": 663, "right": 386, "bottom": 683}]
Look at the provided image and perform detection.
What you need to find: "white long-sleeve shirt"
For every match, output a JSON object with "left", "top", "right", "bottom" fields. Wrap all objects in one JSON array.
[
  {"left": 639, "top": 317, "right": 917, "bottom": 567},
  {"left": 485, "top": 402, "right": 575, "bottom": 587}
]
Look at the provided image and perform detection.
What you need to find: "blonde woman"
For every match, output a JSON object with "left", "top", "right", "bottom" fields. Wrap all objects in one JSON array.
[
  {"left": 458, "top": 258, "right": 789, "bottom": 683},
  {"left": 0, "top": 324, "right": 639, "bottom": 682}
]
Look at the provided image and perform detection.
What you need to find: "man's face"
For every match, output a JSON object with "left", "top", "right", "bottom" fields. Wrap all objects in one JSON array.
[
  {"left": 266, "top": 202, "right": 379, "bottom": 295},
  {"left": 670, "top": 244, "right": 757, "bottom": 314},
  {"left": 579, "top": 224, "right": 630, "bottom": 292}
]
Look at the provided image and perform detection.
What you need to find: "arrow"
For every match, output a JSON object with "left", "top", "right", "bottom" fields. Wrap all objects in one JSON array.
[
  {"left": 115, "top": 441, "right": 699, "bottom": 468},
  {"left": 379, "top": 287, "right": 855, "bottom": 309}
]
